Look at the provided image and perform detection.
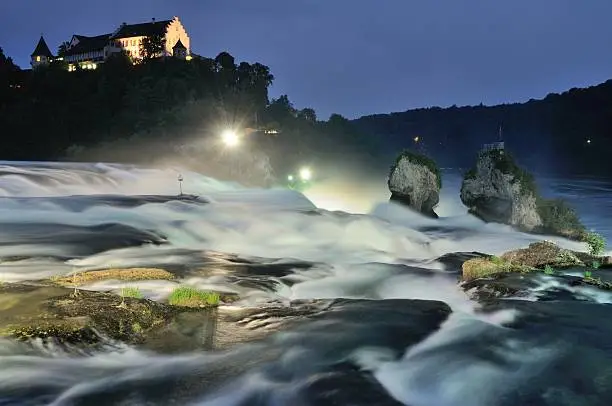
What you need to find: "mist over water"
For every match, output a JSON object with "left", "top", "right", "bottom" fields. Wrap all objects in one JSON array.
[{"left": 0, "top": 161, "right": 611, "bottom": 405}]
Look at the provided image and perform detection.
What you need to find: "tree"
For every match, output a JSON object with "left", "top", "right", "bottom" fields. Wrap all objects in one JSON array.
[
  {"left": 57, "top": 41, "right": 70, "bottom": 57},
  {"left": 140, "top": 34, "right": 165, "bottom": 60},
  {"left": 0, "top": 46, "right": 20, "bottom": 106},
  {"left": 265, "top": 95, "right": 297, "bottom": 126},
  {"left": 215, "top": 52, "right": 236, "bottom": 72},
  {"left": 298, "top": 108, "right": 317, "bottom": 122}
]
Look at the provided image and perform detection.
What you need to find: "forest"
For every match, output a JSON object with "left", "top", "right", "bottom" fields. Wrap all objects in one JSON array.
[{"left": 355, "top": 81, "right": 612, "bottom": 176}]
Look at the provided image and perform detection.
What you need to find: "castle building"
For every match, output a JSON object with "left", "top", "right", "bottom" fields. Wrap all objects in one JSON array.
[
  {"left": 30, "top": 35, "right": 54, "bottom": 68},
  {"left": 31, "top": 16, "right": 191, "bottom": 71}
]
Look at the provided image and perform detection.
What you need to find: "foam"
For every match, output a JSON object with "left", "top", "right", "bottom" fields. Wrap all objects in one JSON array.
[{"left": 0, "top": 161, "right": 605, "bottom": 405}]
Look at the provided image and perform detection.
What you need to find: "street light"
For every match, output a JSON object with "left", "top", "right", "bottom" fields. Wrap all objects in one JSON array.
[
  {"left": 221, "top": 129, "right": 240, "bottom": 147},
  {"left": 299, "top": 167, "right": 312, "bottom": 181}
]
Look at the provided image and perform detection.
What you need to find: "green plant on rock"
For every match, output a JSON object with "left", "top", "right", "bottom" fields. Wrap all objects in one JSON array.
[
  {"left": 584, "top": 232, "right": 606, "bottom": 256},
  {"left": 490, "top": 256, "right": 505, "bottom": 265},
  {"left": 544, "top": 265, "right": 555, "bottom": 275},
  {"left": 121, "top": 287, "right": 144, "bottom": 299},
  {"left": 390, "top": 149, "right": 442, "bottom": 189},
  {"left": 116, "top": 286, "right": 143, "bottom": 309},
  {"left": 584, "top": 270, "right": 593, "bottom": 279},
  {"left": 537, "top": 198, "right": 585, "bottom": 238},
  {"left": 168, "top": 286, "right": 221, "bottom": 307}
]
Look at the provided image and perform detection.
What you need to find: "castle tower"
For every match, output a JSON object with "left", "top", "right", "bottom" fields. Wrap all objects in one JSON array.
[
  {"left": 172, "top": 39, "right": 187, "bottom": 59},
  {"left": 31, "top": 35, "right": 54, "bottom": 68}
]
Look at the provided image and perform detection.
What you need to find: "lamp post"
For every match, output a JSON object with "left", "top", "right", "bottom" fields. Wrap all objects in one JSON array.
[{"left": 177, "top": 174, "right": 183, "bottom": 196}]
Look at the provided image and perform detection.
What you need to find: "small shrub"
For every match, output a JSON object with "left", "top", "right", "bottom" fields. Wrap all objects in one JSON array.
[
  {"left": 168, "top": 286, "right": 220, "bottom": 307},
  {"left": 120, "top": 286, "right": 143, "bottom": 299},
  {"left": 537, "top": 199, "right": 585, "bottom": 237},
  {"left": 584, "top": 270, "right": 593, "bottom": 279},
  {"left": 490, "top": 256, "right": 505, "bottom": 265},
  {"left": 592, "top": 260, "right": 601, "bottom": 270},
  {"left": 584, "top": 232, "right": 606, "bottom": 256},
  {"left": 543, "top": 265, "right": 555, "bottom": 275}
]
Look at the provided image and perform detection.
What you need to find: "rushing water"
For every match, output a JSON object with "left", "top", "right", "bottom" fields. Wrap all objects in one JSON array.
[{"left": 0, "top": 161, "right": 611, "bottom": 406}]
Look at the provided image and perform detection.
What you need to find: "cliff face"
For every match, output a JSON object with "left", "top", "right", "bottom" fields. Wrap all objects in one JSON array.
[
  {"left": 388, "top": 151, "right": 441, "bottom": 218},
  {"left": 460, "top": 150, "right": 542, "bottom": 231}
]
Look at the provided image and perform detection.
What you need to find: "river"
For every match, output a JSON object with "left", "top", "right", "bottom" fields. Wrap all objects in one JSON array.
[{"left": 0, "top": 161, "right": 610, "bottom": 406}]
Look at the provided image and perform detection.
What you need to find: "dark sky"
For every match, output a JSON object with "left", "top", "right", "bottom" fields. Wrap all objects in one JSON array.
[{"left": 2, "top": 1, "right": 612, "bottom": 119}]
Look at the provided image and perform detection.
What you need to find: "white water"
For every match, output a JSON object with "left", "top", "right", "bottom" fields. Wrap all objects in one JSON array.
[{"left": 0, "top": 161, "right": 606, "bottom": 405}]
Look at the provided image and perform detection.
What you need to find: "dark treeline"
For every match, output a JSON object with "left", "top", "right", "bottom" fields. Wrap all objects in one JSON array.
[
  {"left": 4, "top": 41, "right": 612, "bottom": 178},
  {"left": 0, "top": 46, "right": 381, "bottom": 181},
  {"left": 354, "top": 81, "right": 612, "bottom": 176}
]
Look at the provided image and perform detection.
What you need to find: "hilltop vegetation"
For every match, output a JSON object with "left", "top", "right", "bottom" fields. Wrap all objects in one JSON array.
[
  {"left": 354, "top": 81, "right": 612, "bottom": 175},
  {"left": 0, "top": 47, "right": 382, "bottom": 178}
]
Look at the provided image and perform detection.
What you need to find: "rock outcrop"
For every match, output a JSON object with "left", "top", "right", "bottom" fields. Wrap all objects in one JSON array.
[
  {"left": 460, "top": 240, "right": 612, "bottom": 282},
  {"left": 388, "top": 150, "right": 441, "bottom": 218},
  {"left": 460, "top": 149, "right": 585, "bottom": 240}
]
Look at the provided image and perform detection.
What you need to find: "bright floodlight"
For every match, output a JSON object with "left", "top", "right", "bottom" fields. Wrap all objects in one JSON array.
[
  {"left": 287, "top": 175, "right": 294, "bottom": 181},
  {"left": 221, "top": 129, "right": 239, "bottom": 147},
  {"left": 299, "top": 167, "right": 312, "bottom": 181}
]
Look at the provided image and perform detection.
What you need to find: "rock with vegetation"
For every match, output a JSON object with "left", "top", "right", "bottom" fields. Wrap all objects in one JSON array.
[
  {"left": 0, "top": 283, "right": 181, "bottom": 345},
  {"left": 461, "top": 240, "right": 612, "bottom": 283},
  {"left": 460, "top": 149, "right": 586, "bottom": 240},
  {"left": 501, "top": 240, "right": 611, "bottom": 269},
  {"left": 388, "top": 150, "right": 441, "bottom": 218},
  {"left": 461, "top": 255, "right": 532, "bottom": 282}
]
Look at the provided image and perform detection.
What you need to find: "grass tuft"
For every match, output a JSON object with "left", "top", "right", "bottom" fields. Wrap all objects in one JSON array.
[
  {"left": 167, "top": 286, "right": 220, "bottom": 308},
  {"left": 120, "top": 287, "right": 144, "bottom": 299},
  {"left": 543, "top": 265, "right": 555, "bottom": 275}
]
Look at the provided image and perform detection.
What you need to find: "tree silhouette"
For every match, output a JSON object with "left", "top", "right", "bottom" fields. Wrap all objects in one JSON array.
[
  {"left": 57, "top": 41, "right": 70, "bottom": 57},
  {"left": 140, "top": 34, "right": 165, "bottom": 60}
]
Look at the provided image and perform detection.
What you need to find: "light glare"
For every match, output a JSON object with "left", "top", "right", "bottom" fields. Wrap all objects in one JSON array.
[
  {"left": 221, "top": 129, "right": 239, "bottom": 147},
  {"left": 299, "top": 167, "right": 312, "bottom": 181}
]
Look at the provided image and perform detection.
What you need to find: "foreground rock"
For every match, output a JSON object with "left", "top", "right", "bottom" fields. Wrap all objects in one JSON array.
[
  {"left": 460, "top": 148, "right": 586, "bottom": 240},
  {"left": 388, "top": 150, "right": 441, "bottom": 218},
  {"left": 0, "top": 283, "right": 209, "bottom": 346}
]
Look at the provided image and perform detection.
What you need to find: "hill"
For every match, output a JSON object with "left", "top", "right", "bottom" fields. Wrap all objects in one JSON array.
[{"left": 353, "top": 80, "right": 612, "bottom": 176}]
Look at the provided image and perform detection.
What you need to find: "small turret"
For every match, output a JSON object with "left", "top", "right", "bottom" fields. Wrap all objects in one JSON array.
[
  {"left": 172, "top": 39, "right": 187, "bottom": 59},
  {"left": 31, "top": 35, "right": 54, "bottom": 68}
]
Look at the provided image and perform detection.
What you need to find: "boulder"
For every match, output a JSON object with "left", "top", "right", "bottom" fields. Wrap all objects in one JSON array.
[
  {"left": 388, "top": 150, "right": 441, "bottom": 218},
  {"left": 460, "top": 149, "right": 585, "bottom": 240}
]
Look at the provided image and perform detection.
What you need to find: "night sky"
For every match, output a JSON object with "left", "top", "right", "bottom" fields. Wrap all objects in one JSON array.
[{"left": 2, "top": 1, "right": 612, "bottom": 119}]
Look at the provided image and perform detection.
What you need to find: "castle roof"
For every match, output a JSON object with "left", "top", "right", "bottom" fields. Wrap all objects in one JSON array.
[
  {"left": 172, "top": 39, "right": 186, "bottom": 50},
  {"left": 109, "top": 20, "right": 172, "bottom": 40},
  {"left": 65, "top": 34, "right": 111, "bottom": 56},
  {"left": 31, "top": 36, "right": 53, "bottom": 57}
]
